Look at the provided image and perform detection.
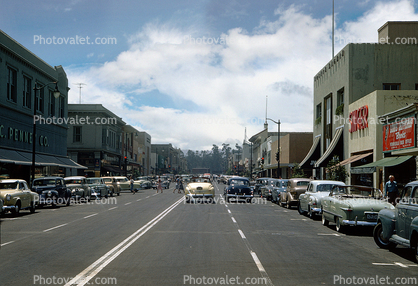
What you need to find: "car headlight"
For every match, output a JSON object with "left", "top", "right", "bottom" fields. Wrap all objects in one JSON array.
[
  {"left": 5, "top": 194, "right": 11, "bottom": 201},
  {"left": 47, "top": 190, "right": 52, "bottom": 196}
]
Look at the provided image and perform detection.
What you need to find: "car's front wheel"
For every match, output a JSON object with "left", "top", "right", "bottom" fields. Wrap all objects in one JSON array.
[
  {"left": 12, "top": 202, "right": 20, "bottom": 216},
  {"left": 335, "top": 218, "right": 344, "bottom": 232},
  {"left": 297, "top": 202, "right": 304, "bottom": 215},
  {"left": 30, "top": 201, "right": 36, "bottom": 213},
  {"left": 373, "top": 223, "right": 396, "bottom": 249},
  {"left": 322, "top": 213, "right": 329, "bottom": 226}
]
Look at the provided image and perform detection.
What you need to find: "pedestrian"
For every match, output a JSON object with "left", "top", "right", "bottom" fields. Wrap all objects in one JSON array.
[
  {"left": 157, "top": 176, "right": 163, "bottom": 193},
  {"left": 384, "top": 175, "right": 398, "bottom": 205},
  {"left": 130, "top": 176, "right": 135, "bottom": 194},
  {"left": 173, "top": 176, "right": 179, "bottom": 193},
  {"left": 178, "top": 178, "right": 184, "bottom": 193}
]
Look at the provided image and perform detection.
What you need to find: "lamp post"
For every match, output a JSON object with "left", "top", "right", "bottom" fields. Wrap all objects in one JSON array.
[
  {"left": 267, "top": 118, "right": 281, "bottom": 178},
  {"left": 32, "top": 82, "right": 60, "bottom": 184}
]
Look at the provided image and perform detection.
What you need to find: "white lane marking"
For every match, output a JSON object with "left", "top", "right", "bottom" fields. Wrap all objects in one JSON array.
[
  {"left": 65, "top": 197, "right": 184, "bottom": 286},
  {"left": 43, "top": 223, "right": 68, "bottom": 232},
  {"left": 83, "top": 213, "right": 98, "bottom": 219},
  {"left": 108, "top": 207, "right": 117, "bottom": 211},
  {"left": 227, "top": 209, "right": 231, "bottom": 214},
  {"left": 1, "top": 241, "right": 15, "bottom": 247},
  {"left": 136, "top": 199, "right": 142, "bottom": 201},
  {"left": 125, "top": 202, "right": 132, "bottom": 205},
  {"left": 146, "top": 196, "right": 150, "bottom": 199},
  {"left": 250, "top": 251, "right": 267, "bottom": 272},
  {"left": 317, "top": 233, "right": 344, "bottom": 237},
  {"left": 290, "top": 218, "right": 308, "bottom": 221},
  {"left": 238, "top": 229, "right": 246, "bottom": 239},
  {"left": 373, "top": 262, "right": 418, "bottom": 268},
  {"left": 231, "top": 217, "right": 237, "bottom": 223}
]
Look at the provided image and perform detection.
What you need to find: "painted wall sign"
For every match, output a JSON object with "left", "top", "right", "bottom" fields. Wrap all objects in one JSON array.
[
  {"left": 383, "top": 116, "right": 415, "bottom": 152},
  {"left": 0, "top": 125, "right": 49, "bottom": 147},
  {"left": 349, "top": 105, "right": 368, "bottom": 133}
]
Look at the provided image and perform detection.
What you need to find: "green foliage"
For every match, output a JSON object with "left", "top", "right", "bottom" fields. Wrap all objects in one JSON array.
[
  {"left": 335, "top": 103, "right": 344, "bottom": 116},
  {"left": 291, "top": 163, "right": 306, "bottom": 178},
  {"left": 326, "top": 156, "right": 349, "bottom": 183}
]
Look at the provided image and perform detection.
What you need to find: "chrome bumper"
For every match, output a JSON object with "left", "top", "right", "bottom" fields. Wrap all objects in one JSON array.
[{"left": 342, "top": 220, "right": 377, "bottom": 226}]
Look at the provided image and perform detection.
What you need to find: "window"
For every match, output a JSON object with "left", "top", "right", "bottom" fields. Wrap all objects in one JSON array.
[
  {"left": 73, "top": 126, "right": 82, "bottom": 142},
  {"left": 48, "top": 90, "right": 55, "bottom": 117},
  {"left": 59, "top": 96, "right": 64, "bottom": 117},
  {"left": 337, "top": 88, "right": 344, "bottom": 106},
  {"left": 23, "top": 76, "right": 32, "bottom": 108},
  {"left": 102, "top": 128, "right": 108, "bottom": 145},
  {"left": 324, "top": 95, "right": 332, "bottom": 149},
  {"left": 36, "top": 85, "right": 44, "bottom": 112},
  {"left": 7, "top": 67, "right": 17, "bottom": 102},
  {"left": 415, "top": 84, "right": 418, "bottom": 90},
  {"left": 316, "top": 103, "right": 322, "bottom": 119},
  {"left": 383, "top": 83, "right": 400, "bottom": 90}
]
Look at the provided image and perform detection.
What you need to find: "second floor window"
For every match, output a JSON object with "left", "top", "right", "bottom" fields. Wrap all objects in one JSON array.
[
  {"left": 23, "top": 76, "right": 32, "bottom": 108},
  {"left": 7, "top": 67, "right": 17, "bottom": 103},
  {"left": 49, "top": 90, "right": 55, "bottom": 117},
  {"left": 383, "top": 83, "right": 400, "bottom": 90},
  {"left": 73, "top": 126, "right": 82, "bottom": 142},
  {"left": 35, "top": 85, "right": 44, "bottom": 113}
]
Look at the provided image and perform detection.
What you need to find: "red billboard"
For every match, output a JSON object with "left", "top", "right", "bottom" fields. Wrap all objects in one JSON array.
[{"left": 383, "top": 116, "right": 415, "bottom": 152}]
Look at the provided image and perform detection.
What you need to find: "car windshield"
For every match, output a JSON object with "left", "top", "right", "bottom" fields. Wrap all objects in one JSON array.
[
  {"left": 65, "top": 179, "right": 83, "bottom": 184},
  {"left": 316, "top": 184, "right": 338, "bottom": 192},
  {"left": 230, "top": 180, "right": 249, "bottom": 186},
  {"left": 86, "top": 178, "right": 101, "bottom": 184},
  {"left": 0, "top": 182, "right": 18, "bottom": 189},
  {"left": 33, "top": 179, "right": 56, "bottom": 186},
  {"left": 296, "top": 181, "right": 310, "bottom": 186},
  {"left": 116, "top": 178, "right": 128, "bottom": 182},
  {"left": 102, "top": 178, "right": 112, "bottom": 183},
  {"left": 332, "top": 186, "right": 382, "bottom": 198},
  {"left": 190, "top": 178, "right": 210, "bottom": 183}
]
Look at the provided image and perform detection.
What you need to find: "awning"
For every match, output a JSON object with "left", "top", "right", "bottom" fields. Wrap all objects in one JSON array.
[
  {"left": 0, "top": 149, "right": 87, "bottom": 169},
  {"left": 102, "top": 165, "right": 123, "bottom": 173},
  {"left": 351, "top": 155, "right": 412, "bottom": 174},
  {"left": 334, "top": 152, "right": 373, "bottom": 167},
  {"left": 299, "top": 135, "right": 321, "bottom": 169},
  {"left": 314, "top": 127, "right": 344, "bottom": 168}
]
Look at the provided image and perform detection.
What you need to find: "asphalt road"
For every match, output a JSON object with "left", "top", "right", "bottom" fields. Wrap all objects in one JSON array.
[{"left": 1, "top": 181, "right": 418, "bottom": 286}]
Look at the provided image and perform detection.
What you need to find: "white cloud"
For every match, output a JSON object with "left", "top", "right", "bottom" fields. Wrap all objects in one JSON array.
[{"left": 66, "top": 0, "right": 418, "bottom": 150}]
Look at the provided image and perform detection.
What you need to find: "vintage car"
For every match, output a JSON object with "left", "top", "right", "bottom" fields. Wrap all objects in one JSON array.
[
  {"left": 254, "top": 177, "right": 269, "bottom": 195},
  {"left": 140, "top": 180, "right": 152, "bottom": 189},
  {"left": 86, "top": 177, "right": 109, "bottom": 198},
  {"left": 0, "top": 179, "right": 39, "bottom": 215},
  {"left": 102, "top": 176, "right": 142, "bottom": 194},
  {"left": 64, "top": 176, "right": 91, "bottom": 201},
  {"left": 280, "top": 178, "right": 312, "bottom": 209},
  {"left": 32, "top": 177, "right": 71, "bottom": 207},
  {"left": 185, "top": 177, "right": 215, "bottom": 203},
  {"left": 271, "top": 179, "right": 288, "bottom": 204},
  {"left": 224, "top": 177, "right": 253, "bottom": 203},
  {"left": 321, "top": 185, "right": 395, "bottom": 232},
  {"left": 298, "top": 180, "right": 346, "bottom": 218},
  {"left": 373, "top": 180, "right": 418, "bottom": 261}
]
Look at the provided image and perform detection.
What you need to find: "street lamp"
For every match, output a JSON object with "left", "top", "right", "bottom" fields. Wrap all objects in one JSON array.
[
  {"left": 32, "top": 81, "right": 60, "bottom": 184},
  {"left": 266, "top": 118, "right": 281, "bottom": 178}
]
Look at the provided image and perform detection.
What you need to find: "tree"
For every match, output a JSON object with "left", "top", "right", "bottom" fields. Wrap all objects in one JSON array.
[
  {"left": 326, "top": 156, "right": 349, "bottom": 183},
  {"left": 291, "top": 163, "right": 305, "bottom": 178}
]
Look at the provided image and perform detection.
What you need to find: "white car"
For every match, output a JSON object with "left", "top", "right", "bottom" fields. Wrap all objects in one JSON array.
[{"left": 298, "top": 180, "right": 346, "bottom": 218}]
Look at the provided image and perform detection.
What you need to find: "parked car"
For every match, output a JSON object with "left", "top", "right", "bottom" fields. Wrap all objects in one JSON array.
[
  {"left": 254, "top": 178, "right": 269, "bottom": 195},
  {"left": 298, "top": 180, "right": 346, "bottom": 218},
  {"left": 271, "top": 179, "right": 288, "bottom": 204},
  {"left": 373, "top": 180, "right": 418, "bottom": 261},
  {"left": 32, "top": 177, "right": 71, "bottom": 207},
  {"left": 321, "top": 185, "right": 394, "bottom": 232},
  {"left": 140, "top": 180, "right": 152, "bottom": 189},
  {"left": 64, "top": 176, "right": 91, "bottom": 201},
  {"left": 85, "top": 177, "right": 109, "bottom": 199},
  {"left": 280, "top": 178, "right": 312, "bottom": 209},
  {"left": 0, "top": 179, "right": 39, "bottom": 215},
  {"left": 185, "top": 177, "right": 215, "bottom": 203},
  {"left": 224, "top": 177, "right": 253, "bottom": 203},
  {"left": 161, "top": 179, "right": 170, "bottom": 189}
]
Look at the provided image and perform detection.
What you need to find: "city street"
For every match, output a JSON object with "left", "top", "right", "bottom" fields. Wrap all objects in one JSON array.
[{"left": 1, "top": 182, "right": 417, "bottom": 286}]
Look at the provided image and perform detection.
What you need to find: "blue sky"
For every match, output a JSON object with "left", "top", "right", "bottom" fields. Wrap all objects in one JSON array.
[{"left": 2, "top": 0, "right": 418, "bottom": 151}]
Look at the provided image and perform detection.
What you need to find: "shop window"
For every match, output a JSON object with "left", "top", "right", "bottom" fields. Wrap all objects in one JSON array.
[
  {"left": 73, "top": 126, "right": 82, "bottom": 143},
  {"left": 23, "top": 76, "right": 32, "bottom": 108},
  {"left": 7, "top": 67, "right": 17, "bottom": 103},
  {"left": 383, "top": 83, "right": 400, "bottom": 90}
]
